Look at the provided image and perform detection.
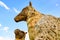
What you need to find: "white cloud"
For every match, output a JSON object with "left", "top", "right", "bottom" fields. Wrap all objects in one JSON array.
[
  {"left": 0, "top": 24, "right": 2, "bottom": 27},
  {"left": 0, "top": 36, "right": 4, "bottom": 40},
  {"left": 0, "top": 36, "right": 14, "bottom": 40},
  {"left": 13, "top": 8, "right": 19, "bottom": 13},
  {"left": 56, "top": 3, "right": 59, "bottom": 6},
  {"left": 0, "top": 1, "right": 10, "bottom": 10},
  {"left": 0, "top": 23, "right": 9, "bottom": 32},
  {"left": 3, "top": 27, "right": 9, "bottom": 32}
]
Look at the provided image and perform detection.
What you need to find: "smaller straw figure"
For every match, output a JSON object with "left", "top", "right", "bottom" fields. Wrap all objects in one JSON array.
[{"left": 14, "top": 29, "right": 27, "bottom": 40}]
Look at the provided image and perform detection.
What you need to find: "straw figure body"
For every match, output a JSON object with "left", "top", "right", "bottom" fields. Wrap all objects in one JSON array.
[{"left": 14, "top": 2, "right": 60, "bottom": 40}]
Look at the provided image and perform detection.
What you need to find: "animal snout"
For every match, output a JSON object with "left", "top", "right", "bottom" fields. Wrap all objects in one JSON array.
[{"left": 14, "top": 17, "right": 19, "bottom": 22}]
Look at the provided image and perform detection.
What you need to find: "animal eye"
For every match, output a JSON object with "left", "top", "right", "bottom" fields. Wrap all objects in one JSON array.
[
  {"left": 31, "top": 13, "right": 34, "bottom": 15},
  {"left": 34, "top": 10, "right": 35, "bottom": 11}
]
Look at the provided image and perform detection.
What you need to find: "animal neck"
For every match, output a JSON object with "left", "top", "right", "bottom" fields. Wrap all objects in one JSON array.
[
  {"left": 15, "top": 35, "right": 25, "bottom": 40},
  {"left": 16, "top": 37, "right": 25, "bottom": 40},
  {"left": 27, "top": 12, "right": 44, "bottom": 27}
]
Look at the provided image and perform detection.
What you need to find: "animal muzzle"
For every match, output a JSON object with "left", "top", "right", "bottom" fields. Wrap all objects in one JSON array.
[{"left": 14, "top": 15, "right": 27, "bottom": 22}]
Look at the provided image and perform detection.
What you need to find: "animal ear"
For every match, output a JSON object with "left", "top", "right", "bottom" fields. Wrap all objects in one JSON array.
[{"left": 29, "top": 2, "right": 32, "bottom": 7}]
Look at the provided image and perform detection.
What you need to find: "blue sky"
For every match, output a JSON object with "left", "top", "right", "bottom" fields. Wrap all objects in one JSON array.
[{"left": 0, "top": 0, "right": 60, "bottom": 40}]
